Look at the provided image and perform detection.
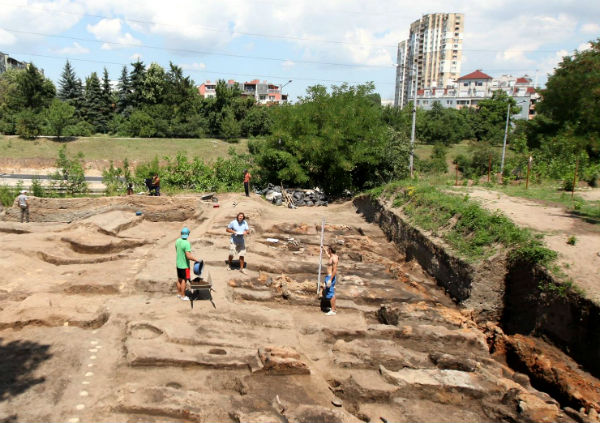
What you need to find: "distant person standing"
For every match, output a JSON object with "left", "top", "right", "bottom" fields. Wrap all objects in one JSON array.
[
  {"left": 243, "top": 169, "right": 251, "bottom": 197},
  {"left": 175, "top": 227, "right": 201, "bottom": 301},
  {"left": 152, "top": 173, "right": 161, "bottom": 196},
  {"left": 17, "top": 190, "right": 29, "bottom": 223},
  {"left": 227, "top": 212, "right": 250, "bottom": 274}
]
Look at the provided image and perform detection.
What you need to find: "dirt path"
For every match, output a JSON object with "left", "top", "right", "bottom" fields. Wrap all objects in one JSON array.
[{"left": 459, "top": 187, "right": 600, "bottom": 303}]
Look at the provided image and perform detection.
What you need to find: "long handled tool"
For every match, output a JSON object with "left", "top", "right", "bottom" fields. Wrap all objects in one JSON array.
[{"left": 317, "top": 218, "right": 325, "bottom": 295}]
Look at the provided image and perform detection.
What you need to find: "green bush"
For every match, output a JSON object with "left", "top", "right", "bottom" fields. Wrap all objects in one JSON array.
[
  {"left": 51, "top": 146, "right": 88, "bottom": 195},
  {"left": 65, "top": 120, "right": 94, "bottom": 137},
  {"left": 30, "top": 177, "right": 46, "bottom": 197},
  {"left": 16, "top": 109, "right": 42, "bottom": 139}
]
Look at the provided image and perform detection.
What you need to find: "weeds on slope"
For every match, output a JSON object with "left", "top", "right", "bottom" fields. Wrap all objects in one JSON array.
[{"left": 369, "top": 181, "right": 557, "bottom": 267}]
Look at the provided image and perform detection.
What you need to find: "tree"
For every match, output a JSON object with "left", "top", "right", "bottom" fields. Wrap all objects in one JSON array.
[
  {"left": 536, "top": 38, "right": 600, "bottom": 157},
  {"left": 219, "top": 107, "right": 241, "bottom": 141},
  {"left": 14, "top": 64, "right": 55, "bottom": 112},
  {"left": 46, "top": 99, "right": 75, "bottom": 139},
  {"left": 472, "top": 90, "right": 520, "bottom": 144},
  {"left": 101, "top": 68, "right": 114, "bottom": 124},
  {"left": 116, "top": 65, "right": 131, "bottom": 115},
  {"left": 58, "top": 61, "right": 79, "bottom": 102},
  {"left": 142, "top": 63, "right": 166, "bottom": 105},
  {"left": 129, "top": 60, "right": 146, "bottom": 109},
  {"left": 252, "top": 83, "right": 406, "bottom": 194},
  {"left": 82, "top": 72, "right": 105, "bottom": 133}
]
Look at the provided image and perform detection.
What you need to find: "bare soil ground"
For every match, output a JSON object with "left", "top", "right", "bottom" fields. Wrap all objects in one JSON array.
[
  {"left": 0, "top": 193, "right": 595, "bottom": 422},
  {"left": 459, "top": 188, "right": 600, "bottom": 303}
]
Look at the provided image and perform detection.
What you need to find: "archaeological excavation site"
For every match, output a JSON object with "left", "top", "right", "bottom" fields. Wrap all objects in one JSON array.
[{"left": 1, "top": 192, "right": 600, "bottom": 422}]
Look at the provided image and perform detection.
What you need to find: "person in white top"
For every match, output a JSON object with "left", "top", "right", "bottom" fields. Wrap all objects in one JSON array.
[
  {"left": 16, "top": 190, "right": 29, "bottom": 223},
  {"left": 226, "top": 212, "right": 250, "bottom": 274}
]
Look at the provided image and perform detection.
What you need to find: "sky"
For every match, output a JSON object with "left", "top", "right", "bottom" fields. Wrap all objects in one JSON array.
[{"left": 0, "top": 0, "right": 599, "bottom": 102}]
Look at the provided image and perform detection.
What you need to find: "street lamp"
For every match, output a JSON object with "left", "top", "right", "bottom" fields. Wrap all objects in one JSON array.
[
  {"left": 280, "top": 80, "right": 292, "bottom": 90},
  {"left": 500, "top": 99, "right": 529, "bottom": 175}
]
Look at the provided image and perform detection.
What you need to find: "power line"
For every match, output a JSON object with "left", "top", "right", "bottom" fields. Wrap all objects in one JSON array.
[
  {"left": 10, "top": 51, "right": 397, "bottom": 86},
  {"left": 0, "top": 27, "right": 396, "bottom": 69},
  {"left": 0, "top": 1, "right": 402, "bottom": 48},
  {"left": 0, "top": 1, "right": 568, "bottom": 53}
]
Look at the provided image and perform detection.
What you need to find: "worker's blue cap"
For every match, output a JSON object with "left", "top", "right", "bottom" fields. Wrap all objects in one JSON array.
[{"left": 181, "top": 227, "right": 190, "bottom": 239}]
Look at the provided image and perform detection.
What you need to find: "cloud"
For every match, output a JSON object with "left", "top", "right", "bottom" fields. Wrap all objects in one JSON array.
[
  {"left": 55, "top": 42, "right": 90, "bottom": 55},
  {"left": 538, "top": 49, "right": 569, "bottom": 77},
  {"left": 129, "top": 53, "right": 143, "bottom": 61},
  {"left": 0, "top": 28, "right": 17, "bottom": 46},
  {"left": 0, "top": 0, "right": 82, "bottom": 50},
  {"left": 86, "top": 18, "right": 141, "bottom": 50},
  {"left": 282, "top": 60, "right": 295, "bottom": 69},
  {"left": 581, "top": 23, "right": 600, "bottom": 34},
  {"left": 577, "top": 42, "right": 592, "bottom": 52},
  {"left": 180, "top": 62, "right": 206, "bottom": 70}
]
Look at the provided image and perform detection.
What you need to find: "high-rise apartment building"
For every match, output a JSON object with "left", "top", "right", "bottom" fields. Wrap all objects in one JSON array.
[{"left": 394, "top": 13, "right": 464, "bottom": 108}]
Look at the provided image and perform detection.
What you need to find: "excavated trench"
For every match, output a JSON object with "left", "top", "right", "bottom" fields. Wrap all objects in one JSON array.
[
  {"left": 353, "top": 194, "right": 600, "bottom": 415},
  {"left": 3, "top": 194, "right": 600, "bottom": 422}
]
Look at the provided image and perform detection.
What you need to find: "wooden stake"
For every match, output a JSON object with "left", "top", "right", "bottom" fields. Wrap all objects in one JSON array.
[
  {"left": 317, "top": 218, "right": 325, "bottom": 296},
  {"left": 526, "top": 156, "right": 532, "bottom": 190},
  {"left": 455, "top": 164, "right": 459, "bottom": 186},
  {"left": 487, "top": 154, "right": 491, "bottom": 183},
  {"left": 571, "top": 158, "right": 579, "bottom": 200}
]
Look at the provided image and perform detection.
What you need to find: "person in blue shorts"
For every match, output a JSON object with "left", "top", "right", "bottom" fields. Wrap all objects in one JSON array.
[{"left": 322, "top": 245, "right": 339, "bottom": 315}]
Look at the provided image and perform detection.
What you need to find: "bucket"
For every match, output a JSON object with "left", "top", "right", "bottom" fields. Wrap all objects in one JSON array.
[{"left": 193, "top": 260, "right": 204, "bottom": 276}]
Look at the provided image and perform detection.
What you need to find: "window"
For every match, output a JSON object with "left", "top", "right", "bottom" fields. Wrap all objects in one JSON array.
[
  {"left": 476, "top": 82, "right": 483, "bottom": 86},
  {"left": 463, "top": 82, "right": 468, "bottom": 86}
]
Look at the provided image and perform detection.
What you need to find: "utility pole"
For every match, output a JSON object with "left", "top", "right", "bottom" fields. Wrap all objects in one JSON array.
[
  {"left": 500, "top": 102, "right": 510, "bottom": 176},
  {"left": 409, "top": 39, "right": 418, "bottom": 178}
]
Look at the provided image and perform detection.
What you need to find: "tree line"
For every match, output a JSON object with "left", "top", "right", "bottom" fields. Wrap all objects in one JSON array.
[
  {"left": 1, "top": 39, "right": 598, "bottom": 194},
  {"left": 0, "top": 60, "right": 272, "bottom": 140}
]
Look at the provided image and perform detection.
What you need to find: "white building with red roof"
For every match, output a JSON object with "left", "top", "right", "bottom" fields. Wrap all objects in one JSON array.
[
  {"left": 197, "top": 79, "right": 288, "bottom": 104},
  {"left": 414, "top": 69, "right": 539, "bottom": 120}
]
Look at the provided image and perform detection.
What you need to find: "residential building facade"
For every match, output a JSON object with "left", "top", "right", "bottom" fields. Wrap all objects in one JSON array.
[
  {"left": 197, "top": 79, "right": 288, "bottom": 104},
  {"left": 0, "top": 52, "right": 27, "bottom": 75},
  {"left": 394, "top": 13, "right": 464, "bottom": 108},
  {"left": 415, "top": 70, "right": 539, "bottom": 120}
]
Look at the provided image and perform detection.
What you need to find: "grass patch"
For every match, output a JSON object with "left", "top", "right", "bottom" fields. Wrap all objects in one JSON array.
[
  {"left": 0, "top": 135, "right": 249, "bottom": 163},
  {"left": 379, "top": 180, "right": 556, "bottom": 266}
]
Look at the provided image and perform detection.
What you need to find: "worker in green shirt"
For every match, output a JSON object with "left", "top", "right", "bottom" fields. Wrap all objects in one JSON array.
[{"left": 175, "top": 227, "right": 201, "bottom": 301}]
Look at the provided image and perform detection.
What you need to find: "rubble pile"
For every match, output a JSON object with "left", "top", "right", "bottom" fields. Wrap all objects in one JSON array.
[{"left": 256, "top": 184, "right": 328, "bottom": 207}]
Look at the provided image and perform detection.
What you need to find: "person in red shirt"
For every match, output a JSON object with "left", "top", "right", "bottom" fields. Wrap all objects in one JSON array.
[{"left": 243, "top": 169, "right": 251, "bottom": 197}]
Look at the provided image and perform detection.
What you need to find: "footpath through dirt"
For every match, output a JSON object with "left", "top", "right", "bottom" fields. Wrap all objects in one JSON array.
[
  {"left": 0, "top": 193, "right": 598, "bottom": 422},
  {"left": 456, "top": 187, "right": 600, "bottom": 303}
]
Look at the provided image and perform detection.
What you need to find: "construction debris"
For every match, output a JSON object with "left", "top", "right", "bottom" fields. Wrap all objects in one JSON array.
[{"left": 257, "top": 184, "right": 328, "bottom": 207}]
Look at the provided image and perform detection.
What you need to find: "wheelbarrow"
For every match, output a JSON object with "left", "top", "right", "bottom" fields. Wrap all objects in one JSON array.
[{"left": 185, "top": 260, "right": 216, "bottom": 309}]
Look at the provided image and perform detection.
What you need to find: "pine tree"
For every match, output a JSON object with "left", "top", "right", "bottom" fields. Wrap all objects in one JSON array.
[
  {"left": 82, "top": 72, "right": 105, "bottom": 133},
  {"left": 116, "top": 65, "right": 131, "bottom": 115},
  {"left": 101, "top": 68, "right": 114, "bottom": 127},
  {"left": 73, "top": 78, "right": 84, "bottom": 118},
  {"left": 58, "top": 60, "right": 78, "bottom": 102},
  {"left": 129, "top": 60, "right": 146, "bottom": 109}
]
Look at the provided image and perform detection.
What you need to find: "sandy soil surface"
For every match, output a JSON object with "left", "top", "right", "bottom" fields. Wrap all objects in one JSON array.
[
  {"left": 0, "top": 157, "right": 108, "bottom": 177},
  {"left": 459, "top": 188, "right": 600, "bottom": 302},
  {"left": 0, "top": 193, "right": 594, "bottom": 422}
]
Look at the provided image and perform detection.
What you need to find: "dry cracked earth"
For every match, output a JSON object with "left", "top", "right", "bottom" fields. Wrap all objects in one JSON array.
[{"left": 0, "top": 193, "right": 591, "bottom": 422}]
